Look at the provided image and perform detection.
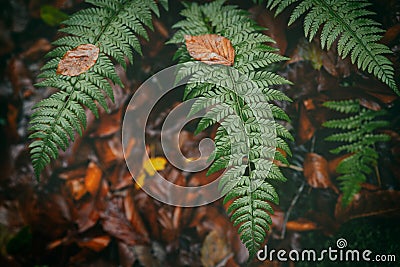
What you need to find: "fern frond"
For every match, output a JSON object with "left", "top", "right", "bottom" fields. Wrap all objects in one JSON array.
[
  {"left": 323, "top": 99, "right": 390, "bottom": 206},
  {"left": 266, "top": 0, "right": 398, "bottom": 94},
  {"left": 30, "top": 0, "right": 167, "bottom": 178},
  {"left": 169, "top": 1, "right": 292, "bottom": 259}
]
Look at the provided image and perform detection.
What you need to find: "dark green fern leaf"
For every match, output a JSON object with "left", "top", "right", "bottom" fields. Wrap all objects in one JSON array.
[
  {"left": 29, "top": 0, "right": 167, "bottom": 178},
  {"left": 169, "top": 0, "right": 292, "bottom": 259},
  {"left": 323, "top": 99, "right": 390, "bottom": 206},
  {"left": 265, "top": 0, "right": 398, "bottom": 94}
]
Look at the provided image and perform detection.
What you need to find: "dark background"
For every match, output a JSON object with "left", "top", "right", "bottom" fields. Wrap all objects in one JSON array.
[{"left": 0, "top": 0, "right": 399, "bottom": 266}]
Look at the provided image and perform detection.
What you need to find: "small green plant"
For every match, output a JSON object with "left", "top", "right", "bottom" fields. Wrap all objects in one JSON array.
[
  {"left": 29, "top": 0, "right": 166, "bottom": 178},
  {"left": 264, "top": 0, "right": 398, "bottom": 94},
  {"left": 323, "top": 99, "right": 390, "bottom": 206},
  {"left": 169, "top": 0, "right": 293, "bottom": 258}
]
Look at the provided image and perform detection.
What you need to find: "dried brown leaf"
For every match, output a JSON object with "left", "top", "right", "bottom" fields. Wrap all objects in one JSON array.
[
  {"left": 101, "top": 199, "right": 149, "bottom": 246},
  {"left": 74, "top": 198, "right": 99, "bottom": 232},
  {"left": 67, "top": 178, "right": 87, "bottom": 200},
  {"left": 297, "top": 102, "right": 315, "bottom": 144},
  {"left": 381, "top": 24, "right": 400, "bottom": 45},
  {"left": 303, "top": 153, "right": 339, "bottom": 193},
  {"left": 95, "top": 135, "right": 124, "bottom": 168},
  {"left": 201, "top": 230, "right": 232, "bottom": 267},
  {"left": 21, "top": 38, "right": 52, "bottom": 60},
  {"left": 185, "top": 34, "right": 235, "bottom": 66},
  {"left": 135, "top": 191, "right": 161, "bottom": 239},
  {"left": 250, "top": 6, "right": 288, "bottom": 55},
  {"left": 328, "top": 154, "right": 352, "bottom": 177},
  {"left": 359, "top": 98, "right": 381, "bottom": 111},
  {"left": 124, "top": 189, "right": 149, "bottom": 239},
  {"left": 57, "top": 44, "right": 99, "bottom": 76},
  {"left": 117, "top": 241, "right": 137, "bottom": 267},
  {"left": 335, "top": 189, "right": 400, "bottom": 222}
]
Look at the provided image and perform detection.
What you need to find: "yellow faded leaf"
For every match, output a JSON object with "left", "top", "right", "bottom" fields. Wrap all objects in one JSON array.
[
  {"left": 144, "top": 157, "right": 167, "bottom": 176},
  {"left": 135, "top": 172, "right": 146, "bottom": 189},
  {"left": 135, "top": 157, "right": 167, "bottom": 189}
]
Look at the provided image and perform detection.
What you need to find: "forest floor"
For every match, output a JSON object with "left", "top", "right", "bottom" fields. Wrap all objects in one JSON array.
[{"left": 0, "top": 0, "right": 400, "bottom": 266}]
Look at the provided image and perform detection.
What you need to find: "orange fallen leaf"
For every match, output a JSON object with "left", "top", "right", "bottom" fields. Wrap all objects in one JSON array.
[
  {"left": 303, "top": 98, "right": 316, "bottom": 111},
  {"left": 57, "top": 44, "right": 99, "bottom": 76},
  {"left": 47, "top": 237, "right": 67, "bottom": 250},
  {"left": 91, "top": 109, "right": 122, "bottom": 138},
  {"left": 77, "top": 235, "right": 111, "bottom": 252},
  {"left": 185, "top": 34, "right": 235, "bottom": 66},
  {"left": 286, "top": 218, "right": 318, "bottom": 232},
  {"left": 84, "top": 162, "right": 102, "bottom": 196}
]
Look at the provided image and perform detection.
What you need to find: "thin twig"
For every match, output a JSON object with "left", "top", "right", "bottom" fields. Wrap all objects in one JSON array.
[
  {"left": 275, "top": 161, "right": 304, "bottom": 172},
  {"left": 310, "top": 135, "right": 316, "bottom": 153},
  {"left": 375, "top": 165, "right": 382, "bottom": 187},
  {"left": 280, "top": 182, "right": 306, "bottom": 239}
]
